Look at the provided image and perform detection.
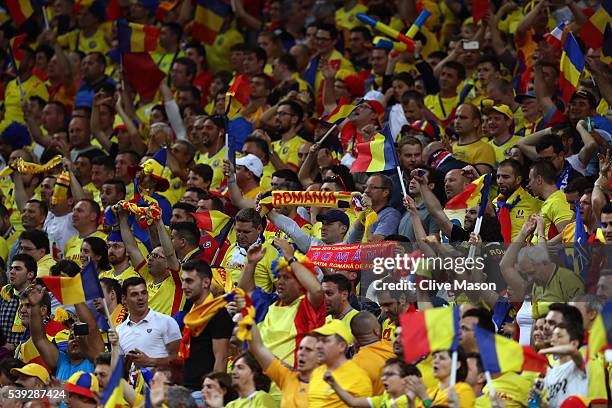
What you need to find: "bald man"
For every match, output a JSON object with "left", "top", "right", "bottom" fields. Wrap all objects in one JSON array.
[{"left": 350, "top": 312, "right": 396, "bottom": 395}]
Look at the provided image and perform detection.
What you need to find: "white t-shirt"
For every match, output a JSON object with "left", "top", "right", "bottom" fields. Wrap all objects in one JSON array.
[
  {"left": 515, "top": 300, "right": 533, "bottom": 345},
  {"left": 543, "top": 359, "right": 588, "bottom": 407},
  {"left": 44, "top": 212, "right": 77, "bottom": 253},
  {"left": 116, "top": 308, "right": 182, "bottom": 359}
]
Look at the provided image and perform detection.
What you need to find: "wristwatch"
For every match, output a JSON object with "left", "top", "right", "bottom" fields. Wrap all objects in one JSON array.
[{"left": 286, "top": 256, "right": 298, "bottom": 265}]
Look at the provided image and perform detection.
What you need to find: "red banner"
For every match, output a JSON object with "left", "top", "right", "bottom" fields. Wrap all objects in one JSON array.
[{"left": 307, "top": 242, "right": 398, "bottom": 270}]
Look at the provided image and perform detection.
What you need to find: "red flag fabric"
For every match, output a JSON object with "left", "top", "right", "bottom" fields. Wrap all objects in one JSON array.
[
  {"left": 472, "top": 0, "right": 489, "bottom": 23},
  {"left": 122, "top": 53, "right": 165, "bottom": 100}
]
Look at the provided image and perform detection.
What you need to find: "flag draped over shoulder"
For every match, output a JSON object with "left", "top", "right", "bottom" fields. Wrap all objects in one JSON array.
[
  {"left": 445, "top": 174, "right": 490, "bottom": 210},
  {"left": 7, "top": 0, "right": 34, "bottom": 26},
  {"left": 350, "top": 126, "right": 399, "bottom": 173},
  {"left": 117, "top": 19, "right": 160, "bottom": 53},
  {"left": 559, "top": 33, "right": 585, "bottom": 104},
  {"left": 100, "top": 355, "right": 124, "bottom": 407},
  {"left": 40, "top": 262, "right": 103, "bottom": 306},
  {"left": 179, "top": 288, "right": 254, "bottom": 360},
  {"left": 474, "top": 326, "right": 549, "bottom": 374},
  {"left": 578, "top": 0, "right": 612, "bottom": 49},
  {"left": 192, "top": 0, "right": 232, "bottom": 44},
  {"left": 400, "top": 306, "right": 460, "bottom": 363}
]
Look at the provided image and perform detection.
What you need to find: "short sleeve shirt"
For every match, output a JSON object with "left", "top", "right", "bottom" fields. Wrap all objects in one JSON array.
[
  {"left": 367, "top": 207, "right": 401, "bottom": 240},
  {"left": 116, "top": 308, "right": 182, "bottom": 358},
  {"left": 56, "top": 351, "right": 95, "bottom": 383}
]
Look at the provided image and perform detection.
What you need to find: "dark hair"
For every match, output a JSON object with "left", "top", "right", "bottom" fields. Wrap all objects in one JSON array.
[
  {"left": 497, "top": 159, "right": 523, "bottom": 178},
  {"left": 235, "top": 208, "right": 263, "bottom": 229},
  {"left": 400, "top": 91, "right": 424, "bottom": 106},
  {"left": 271, "top": 169, "right": 300, "bottom": 185},
  {"left": 320, "top": 164, "right": 356, "bottom": 191},
  {"left": 245, "top": 46, "right": 267, "bottom": 63},
  {"left": 191, "top": 164, "right": 214, "bottom": 184},
  {"left": 151, "top": 104, "right": 169, "bottom": 122},
  {"left": 173, "top": 57, "right": 197, "bottom": 80},
  {"left": 95, "top": 352, "right": 111, "bottom": 366},
  {"left": 206, "top": 114, "right": 226, "bottom": 132},
  {"left": 243, "top": 136, "right": 270, "bottom": 163},
  {"left": 555, "top": 322, "right": 584, "bottom": 347},
  {"left": 88, "top": 52, "right": 107, "bottom": 69},
  {"left": 442, "top": 61, "right": 466, "bottom": 81},
  {"left": 432, "top": 348, "right": 468, "bottom": 382},
  {"left": 76, "top": 148, "right": 106, "bottom": 162},
  {"left": 349, "top": 26, "right": 372, "bottom": 42},
  {"left": 175, "top": 140, "right": 196, "bottom": 163},
  {"left": 0, "top": 202, "right": 9, "bottom": 219},
  {"left": 203, "top": 372, "right": 238, "bottom": 405},
  {"left": 178, "top": 86, "right": 201, "bottom": 103},
  {"left": 391, "top": 72, "right": 415, "bottom": 88},
  {"left": 535, "top": 135, "right": 564, "bottom": 155},
  {"left": 278, "top": 100, "right": 304, "bottom": 121},
  {"left": 530, "top": 161, "right": 557, "bottom": 185},
  {"left": 101, "top": 179, "right": 127, "bottom": 197},
  {"left": 233, "top": 352, "right": 271, "bottom": 392},
  {"left": 465, "top": 352, "right": 483, "bottom": 374},
  {"left": 317, "top": 22, "right": 338, "bottom": 40},
  {"left": 162, "top": 22, "right": 183, "bottom": 41},
  {"left": 83, "top": 236, "right": 111, "bottom": 271},
  {"left": 100, "top": 278, "right": 122, "bottom": 304},
  {"left": 251, "top": 73, "right": 273, "bottom": 90},
  {"left": 184, "top": 187, "right": 206, "bottom": 200},
  {"left": 602, "top": 201, "right": 612, "bottom": 215},
  {"left": 476, "top": 54, "right": 501, "bottom": 71},
  {"left": 548, "top": 303, "right": 584, "bottom": 329},
  {"left": 78, "top": 199, "right": 101, "bottom": 221},
  {"left": 116, "top": 150, "right": 141, "bottom": 166},
  {"left": 462, "top": 308, "right": 496, "bottom": 333},
  {"left": 50, "top": 260, "right": 81, "bottom": 277},
  {"left": 19, "top": 229, "right": 50, "bottom": 254},
  {"left": 0, "top": 358, "right": 25, "bottom": 384},
  {"left": 12, "top": 253, "right": 37, "bottom": 277},
  {"left": 276, "top": 54, "right": 298, "bottom": 72},
  {"left": 36, "top": 44, "right": 55, "bottom": 61},
  {"left": 171, "top": 222, "right": 201, "bottom": 247},
  {"left": 122, "top": 276, "right": 147, "bottom": 296},
  {"left": 564, "top": 176, "right": 592, "bottom": 197},
  {"left": 323, "top": 274, "right": 352, "bottom": 294},
  {"left": 384, "top": 357, "right": 421, "bottom": 377},
  {"left": 277, "top": 180, "right": 302, "bottom": 192},
  {"left": 182, "top": 259, "right": 213, "bottom": 280},
  {"left": 173, "top": 202, "right": 197, "bottom": 214},
  {"left": 91, "top": 155, "right": 115, "bottom": 172}
]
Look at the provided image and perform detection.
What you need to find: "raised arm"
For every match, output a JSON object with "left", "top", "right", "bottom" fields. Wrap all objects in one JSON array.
[
  {"left": 274, "top": 237, "right": 324, "bottom": 309},
  {"left": 533, "top": 64, "right": 555, "bottom": 113},
  {"left": 499, "top": 216, "right": 536, "bottom": 298},
  {"left": 74, "top": 302, "right": 105, "bottom": 361},
  {"left": 267, "top": 210, "right": 313, "bottom": 254},
  {"left": 29, "top": 286, "right": 59, "bottom": 371},
  {"left": 222, "top": 159, "right": 256, "bottom": 209},
  {"left": 412, "top": 170, "right": 453, "bottom": 237},
  {"left": 160, "top": 82, "right": 187, "bottom": 141},
  {"left": 592, "top": 151, "right": 611, "bottom": 219},
  {"left": 321, "top": 60, "right": 338, "bottom": 114},
  {"left": 237, "top": 245, "right": 264, "bottom": 294},
  {"left": 247, "top": 321, "right": 274, "bottom": 369},
  {"left": 516, "top": 127, "right": 553, "bottom": 161},
  {"left": 298, "top": 143, "right": 321, "bottom": 187},
  {"left": 117, "top": 206, "right": 145, "bottom": 267},
  {"left": 10, "top": 172, "right": 28, "bottom": 212},
  {"left": 323, "top": 371, "right": 370, "bottom": 407},
  {"left": 575, "top": 120, "right": 598, "bottom": 167},
  {"left": 515, "top": 0, "right": 547, "bottom": 40},
  {"left": 22, "top": 100, "right": 52, "bottom": 148},
  {"left": 91, "top": 92, "right": 114, "bottom": 153},
  {"left": 156, "top": 218, "right": 180, "bottom": 271}
]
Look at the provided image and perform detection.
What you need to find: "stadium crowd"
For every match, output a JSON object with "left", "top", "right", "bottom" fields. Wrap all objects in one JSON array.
[{"left": 0, "top": 0, "right": 611, "bottom": 406}]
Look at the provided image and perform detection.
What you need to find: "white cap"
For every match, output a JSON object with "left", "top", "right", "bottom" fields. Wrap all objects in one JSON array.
[
  {"left": 363, "top": 90, "right": 385, "bottom": 105},
  {"left": 236, "top": 154, "right": 264, "bottom": 178}
]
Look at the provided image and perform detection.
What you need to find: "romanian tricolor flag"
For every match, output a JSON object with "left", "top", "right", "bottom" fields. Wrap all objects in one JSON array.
[
  {"left": 192, "top": 0, "right": 232, "bottom": 45},
  {"left": 40, "top": 262, "right": 103, "bottom": 306},
  {"left": 559, "top": 33, "right": 585, "bottom": 104},
  {"left": 578, "top": 0, "right": 612, "bottom": 50},
  {"left": 122, "top": 52, "right": 166, "bottom": 100},
  {"left": 100, "top": 355, "right": 124, "bottom": 407},
  {"left": 400, "top": 306, "right": 460, "bottom": 363},
  {"left": 321, "top": 97, "right": 357, "bottom": 125},
  {"left": 7, "top": 0, "right": 34, "bottom": 26},
  {"left": 350, "top": 126, "right": 399, "bottom": 173},
  {"left": 474, "top": 326, "right": 549, "bottom": 374},
  {"left": 225, "top": 74, "right": 252, "bottom": 119},
  {"left": 179, "top": 288, "right": 254, "bottom": 360},
  {"left": 445, "top": 174, "right": 491, "bottom": 210},
  {"left": 472, "top": 0, "right": 489, "bottom": 23},
  {"left": 587, "top": 302, "right": 612, "bottom": 361},
  {"left": 117, "top": 19, "right": 160, "bottom": 53},
  {"left": 192, "top": 210, "right": 231, "bottom": 237}
]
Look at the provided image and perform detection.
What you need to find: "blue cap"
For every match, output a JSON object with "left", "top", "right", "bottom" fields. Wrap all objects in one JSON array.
[
  {"left": 515, "top": 90, "right": 536, "bottom": 103},
  {"left": 316, "top": 209, "right": 350, "bottom": 228},
  {"left": 1, "top": 122, "right": 32, "bottom": 150}
]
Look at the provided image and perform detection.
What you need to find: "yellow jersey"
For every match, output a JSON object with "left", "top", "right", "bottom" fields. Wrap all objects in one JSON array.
[
  {"left": 196, "top": 146, "right": 227, "bottom": 191},
  {"left": 452, "top": 139, "right": 496, "bottom": 168},
  {"left": 309, "top": 361, "right": 372, "bottom": 408},
  {"left": 226, "top": 390, "right": 276, "bottom": 408},
  {"left": 428, "top": 382, "right": 475, "bottom": 408},
  {"left": 494, "top": 187, "right": 542, "bottom": 241},
  {"left": 204, "top": 28, "right": 244, "bottom": 73},
  {"left": 352, "top": 339, "right": 396, "bottom": 396},
  {"left": 1, "top": 75, "right": 49, "bottom": 132},
  {"left": 488, "top": 135, "right": 523, "bottom": 167},
  {"left": 98, "top": 264, "right": 142, "bottom": 284},
  {"left": 264, "top": 358, "right": 310, "bottom": 408},
  {"left": 37, "top": 254, "right": 56, "bottom": 278},
  {"left": 476, "top": 371, "right": 531, "bottom": 408},
  {"left": 63, "top": 230, "right": 107, "bottom": 266},
  {"left": 272, "top": 135, "right": 308, "bottom": 171},
  {"left": 311, "top": 50, "right": 354, "bottom": 100},
  {"left": 138, "top": 264, "right": 185, "bottom": 316},
  {"left": 57, "top": 28, "right": 110, "bottom": 54},
  {"left": 424, "top": 93, "right": 460, "bottom": 122},
  {"left": 382, "top": 318, "right": 396, "bottom": 342},
  {"left": 540, "top": 190, "right": 573, "bottom": 238},
  {"left": 150, "top": 49, "right": 186, "bottom": 74},
  {"left": 221, "top": 242, "right": 278, "bottom": 293}
]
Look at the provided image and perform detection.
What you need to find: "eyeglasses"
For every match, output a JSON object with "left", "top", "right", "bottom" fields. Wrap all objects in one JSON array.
[
  {"left": 148, "top": 252, "right": 166, "bottom": 260},
  {"left": 19, "top": 246, "right": 36, "bottom": 251}
]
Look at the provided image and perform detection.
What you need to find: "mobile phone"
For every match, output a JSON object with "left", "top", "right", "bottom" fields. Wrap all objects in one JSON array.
[
  {"left": 73, "top": 322, "right": 89, "bottom": 336},
  {"left": 463, "top": 41, "right": 480, "bottom": 50},
  {"left": 417, "top": 169, "right": 426, "bottom": 177}
]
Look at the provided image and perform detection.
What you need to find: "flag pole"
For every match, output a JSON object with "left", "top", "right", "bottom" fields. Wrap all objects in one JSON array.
[
  {"left": 102, "top": 298, "right": 115, "bottom": 330},
  {"left": 42, "top": 5, "right": 50, "bottom": 29},
  {"left": 396, "top": 166, "right": 407, "bottom": 197},
  {"left": 318, "top": 124, "right": 338, "bottom": 145},
  {"left": 484, "top": 371, "right": 496, "bottom": 398},
  {"left": 467, "top": 216, "right": 483, "bottom": 259},
  {"left": 450, "top": 350, "right": 458, "bottom": 387},
  {"left": 7, "top": 45, "right": 25, "bottom": 98}
]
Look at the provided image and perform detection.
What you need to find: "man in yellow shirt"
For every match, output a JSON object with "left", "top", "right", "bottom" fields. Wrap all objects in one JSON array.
[
  {"left": 118, "top": 209, "right": 184, "bottom": 316},
  {"left": 235, "top": 154, "right": 263, "bottom": 200},
  {"left": 350, "top": 312, "right": 396, "bottom": 396},
  {"left": 17, "top": 230, "right": 56, "bottom": 278},
  {"left": 63, "top": 199, "right": 105, "bottom": 265},
  {"left": 247, "top": 320, "right": 319, "bottom": 408},
  {"left": 0, "top": 46, "right": 49, "bottom": 133},
  {"left": 494, "top": 159, "right": 542, "bottom": 242},
  {"left": 451, "top": 103, "right": 496, "bottom": 174},
  {"left": 150, "top": 22, "right": 186, "bottom": 74},
  {"left": 322, "top": 275, "right": 358, "bottom": 330},
  {"left": 485, "top": 105, "right": 522, "bottom": 167},
  {"left": 98, "top": 230, "right": 141, "bottom": 284},
  {"left": 309, "top": 320, "right": 373, "bottom": 407},
  {"left": 270, "top": 101, "right": 309, "bottom": 171},
  {"left": 194, "top": 116, "right": 227, "bottom": 191},
  {"left": 424, "top": 61, "right": 465, "bottom": 123},
  {"left": 526, "top": 162, "right": 573, "bottom": 239},
  {"left": 56, "top": 0, "right": 111, "bottom": 54},
  {"left": 335, "top": 0, "right": 367, "bottom": 33}
]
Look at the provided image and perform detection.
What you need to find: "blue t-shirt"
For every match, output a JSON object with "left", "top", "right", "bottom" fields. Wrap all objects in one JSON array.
[{"left": 55, "top": 351, "right": 95, "bottom": 383}]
